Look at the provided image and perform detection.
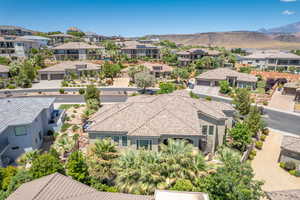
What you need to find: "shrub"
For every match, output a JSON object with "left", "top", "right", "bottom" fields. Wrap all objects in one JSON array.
[
  {"left": 279, "top": 162, "right": 285, "bottom": 169},
  {"left": 205, "top": 96, "right": 212, "bottom": 101},
  {"left": 260, "top": 135, "right": 266, "bottom": 141},
  {"left": 219, "top": 80, "right": 231, "bottom": 94},
  {"left": 295, "top": 170, "right": 300, "bottom": 177},
  {"left": 7, "top": 84, "right": 16, "bottom": 89},
  {"left": 61, "top": 81, "right": 68, "bottom": 87},
  {"left": 72, "top": 125, "right": 80, "bottom": 132},
  {"left": 79, "top": 88, "right": 85, "bottom": 95},
  {"left": 262, "top": 128, "right": 269, "bottom": 135},
  {"left": 61, "top": 123, "right": 71, "bottom": 132},
  {"left": 289, "top": 170, "right": 296, "bottom": 176},
  {"left": 71, "top": 114, "right": 75, "bottom": 118},
  {"left": 255, "top": 141, "right": 263, "bottom": 150},
  {"left": 285, "top": 161, "right": 296, "bottom": 171},
  {"left": 263, "top": 101, "right": 268, "bottom": 106},
  {"left": 73, "top": 104, "right": 80, "bottom": 109},
  {"left": 73, "top": 110, "right": 77, "bottom": 113},
  {"left": 248, "top": 154, "right": 255, "bottom": 160},
  {"left": 65, "top": 115, "right": 70, "bottom": 122},
  {"left": 250, "top": 150, "right": 257, "bottom": 157},
  {"left": 157, "top": 82, "right": 176, "bottom": 94},
  {"left": 189, "top": 91, "right": 199, "bottom": 99},
  {"left": 59, "top": 89, "right": 65, "bottom": 94}
]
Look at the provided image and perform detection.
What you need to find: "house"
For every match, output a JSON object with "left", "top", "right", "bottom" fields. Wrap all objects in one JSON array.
[
  {"left": 0, "top": 97, "right": 61, "bottom": 166},
  {"left": 196, "top": 68, "right": 257, "bottom": 89},
  {"left": 84, "top": 32, "right": 107, "bottom": 43},
  {"left": 240, "top": 50, "right": 300, "bottom": 70},
  {"left": 177, "top": 48, "right": 221, "bottom": 66},
  {"left": 142, "top": 62, "right": 173, "bottom": 78},
  {"left": 52, "top": 42, "right": 104, "bottom": 60},
  {"left": 279, "top": 135, "right": 300, "bottom": 168},
  {"left": 87, "top": 91, "right": 235, "bottom": 154},
  {"left": 48, "top": 33, "right": 74, "bottom": 45},
  {"left": 0, "top": 25, "right": 34, "bottom": 36},
  {"left": 19, "top": 35, "right": 50, "bottom": 47},
  {"left": 120, "top": 41, "right": 160, "bottom": 59},
  {"left": 7, "top": 172, "right": 209, "bottom": 200},
  {"left": 266, "top": 189, "right": 300, "bottom": 200},
  {"left": 0, "top": 35, "right": 40, "bottom": 58},
  {"left": 0, "top": 64, "right": 9, "bottom": 78},
  {"left": 38, "top": 61, "right": 101, "bottom": 80}
]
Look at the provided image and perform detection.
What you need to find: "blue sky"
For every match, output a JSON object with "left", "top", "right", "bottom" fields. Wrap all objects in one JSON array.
[{"left": 0, "top": 0, "right": 299, "bottom": 36}]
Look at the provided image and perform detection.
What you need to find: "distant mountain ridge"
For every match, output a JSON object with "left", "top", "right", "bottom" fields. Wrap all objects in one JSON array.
[{"left": 259, "top": 21, "right": 300, "bottom": 34}]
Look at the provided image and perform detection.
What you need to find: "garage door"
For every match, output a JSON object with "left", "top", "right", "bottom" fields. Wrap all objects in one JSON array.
[
  {"left": 50, "top": 74, "right": 64, "bottom": 80},
  {"left": 197, "top": 80, "right": 211, "bottom": 86},
  {"left": 40, "top": 74, "right": 48, "bottom": 80}
]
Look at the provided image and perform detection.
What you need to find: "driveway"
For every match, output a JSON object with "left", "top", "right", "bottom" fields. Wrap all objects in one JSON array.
[
  {"left": 31, "top": 80, "right": 62, "bottom": 89},
  {"left": 251, "top": 131, "right": 300, "bottom": 192},
  {"left": 268, "top": 90, "right": 295, "bottom": 112},
  {"left": 113, "top": 78, "right": 130, "bottom": 87},
  {"left": 192, "top": 86, "right": 220, "bottom": 96}
]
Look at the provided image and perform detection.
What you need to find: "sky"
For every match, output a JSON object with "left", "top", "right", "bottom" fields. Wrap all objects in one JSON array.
[{"left": 0, "top": 0, "right": 299, "bottom": 37}]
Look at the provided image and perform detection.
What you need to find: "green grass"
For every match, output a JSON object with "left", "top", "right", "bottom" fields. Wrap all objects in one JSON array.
[{"left": 58, "top": 104, "right": 80, "bottom": 110}]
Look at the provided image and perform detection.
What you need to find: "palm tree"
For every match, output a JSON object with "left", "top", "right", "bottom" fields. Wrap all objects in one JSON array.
[{"left": 53, "top": 133, "right": 75, "bottom": 159}]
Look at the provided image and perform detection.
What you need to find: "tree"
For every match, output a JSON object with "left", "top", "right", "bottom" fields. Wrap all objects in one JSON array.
[
  {"left": 219, "top": 80, "right": 231, "bottom": 94},
  {"left": 5, "top": 170, "right": 32, "bottom": 196},
  {"left": 171, "top": 67, "right": 190, "bottom": 83},
  {"left": 160, "top": 48, "right": 178, "bottom": 64},
  {"left": 66, "top": 151, "right": 90, "bottom": 184},
  {"left": 170, "top": 179, "right": 194, "bottom": 192},
  {"left": 84, "top": 84, "right": 100, "bottom": 109},
  {"left": 0, "top": 166, "right": 18, "bottom": 191},
  {"left": 245, "top": 106, "right": 263, "bottom": 137},
  {"left": 30, "top": 153, "right": 64, "bottom": 179},
  {"left": 157, "top": 82, "right": 176, "bottom": 94},
  {"left": 128, "top": 65, "right": 148, "bottom": 82},
  {"left": 17, "top": 150, "right": 40, "bottom": 167},
  {"left": 233, "top": 88, "right": 251, "bottom": 116},
  {"left": 229, "top": 122, "right": 252, "bottom": 152},
  {"left": 198, "top": 148, "right": 264, "bottom": 200},
  {"left": 102, "top": 62, "right": 121, "bottom": 81},
  {"left": 134, "top": 72, "right": 155, "bottom": 93}
]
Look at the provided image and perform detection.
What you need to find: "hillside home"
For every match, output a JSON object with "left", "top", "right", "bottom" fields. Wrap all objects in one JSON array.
[
  {"left": 38, "top": 61, "right": 101, "bottom": 80},
  {"left": 120, "top": 41, "right": 160, "bottom": 59},
  {"left": 0, "top": 98, "right": 61, "bottom": 166},
  {"left": 83, "top": 32, "right": 107, "bottom": 43},
  {"left": 52, "top": 42, "right": 104, "bottom": 60},
  {"left": 7, "top": 173, "right": 209, "bottom": 200},
  {"left": 0, "top": 36, "right": 40, "bottom": 58},
  {"left": 240, "top": 50, "right": 300, "bottom": 70},
  {"left": 87, "top": 91, "right": 235, "bottom": 154},
  {"left": 196, "top": 68, "right": 257, "bottom": 89},
  {"left": 48, "top": 33, "right": 74, "bottom": 45},
  {"left": 279, "top": 135, "right": 300, "bottom": 168},
  {"left": 142, "top": 62, "right": 173, "bottom": 78},
  {"left": 0, "top": 64, "right": 9, "bottom": 78},
  {"left": 19, "top": 35, "right": 50, "bottom": 47},
  {"left": 0, "top": 25, "right": 34, "bottom": 36},
  {"left": 177, "top": 48, "right": 221, "bottom": 66}
]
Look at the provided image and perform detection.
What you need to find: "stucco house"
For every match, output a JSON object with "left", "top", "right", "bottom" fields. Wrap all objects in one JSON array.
[
  {"left": 279, "top": 135, "right": 300, "bottom": 168},
  {"left": 120, "top": 41, "right": 160, "bottom": 59},
  {"left": 196, "top": 68, "right": 257, "bottom": 89},
  {"left": 0, "top": 64, "right": 9, "bottom": 78},
  {"left": 142, "top": 62, "right": 173, "bottom": 78},
  {"left": 0, "top": 97, "right": 61, "bottom": 166},
  {"left": 48, "top": 33, "right": 74, "bottom": 45},
  {"left": 87, "top": 91, "right": 235, "bottom": 154},
  {"left": 38, "top": 61, "right": 101, "bottom": 80},
  {"left": 0, "top": 25, "right": 34, "bottom": 36},
  {"left": 177, "top": 48, "right": 221, "bottom": 66}
]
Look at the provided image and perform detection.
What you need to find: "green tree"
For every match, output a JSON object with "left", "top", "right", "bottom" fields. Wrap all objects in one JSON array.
[
  {"left": 171, "top": 67, "right": 190, "bottom": 83},
  {"left": 66, "top": 151, "right": 90, "bottom": 184},
  {"left": 128, "top": 65, "right": 148, "bottom": 82},
  {"left": 157, "top": 82, "right": 176, "bottom": 94},
  {"left": 84, "top": 84, "right": 100, "bottom": 107},
  {"left": 219, "top": 80, "right": 231, "bottom": 94},
  {"left": 0, "top": 57, "right": 11, "bottom": 65},
  {"left": 229, "top": 122, "right": 252, "bottom": 152},
  {"left": 134, "top": 72, "right": 155, "bottom": 93},
  {"left": 30, "top": 153, "right": 64, "bottom": 179},
  {"left": 170, "top": 179, "right": 194, "bottom": 192},
  {"left": 245, "top": 106, "right": 263, "bottom": 137},
  {"left": 160, "top": 48, "right": 178, "bottom": 64},
  {"left": 5, "top": 170, "right": 32, "bottom": 197},
  {"left": 233, "top": 88, "right": 251, "bottom": 116},
  {"left": 0, "top": 166, "right": 17, "bottom": 191},
  {"left": 102, "top": 62, "right": 121, "bottom": 81},
  {"left": 198, "top": 148, "right": 264, "bottom": 200}
]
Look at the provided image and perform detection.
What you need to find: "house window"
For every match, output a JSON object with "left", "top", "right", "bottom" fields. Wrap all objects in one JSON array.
[
  {"left": 209, "top": 126, "right": 214, "bottom": 135},
  {"left": 137, "top": 140, "right": 152, "bottom": 150},
  {"left": 202, "top": 125, "right": 208, "bottom": 135},
  {"left": 39, "top": 131, "right": 42, "bottom": 141},
  {"left": 122, "top": 136, "right": 128, "bottom": 146},
  {"left": 113, "top": 136, "right": 119, "bottom": 144},
  {"left": 15, "top": 126, "right": 27, "bottom": 136},
  {"left": 11, "top": 146, "right": 19, "bottom": 150}
]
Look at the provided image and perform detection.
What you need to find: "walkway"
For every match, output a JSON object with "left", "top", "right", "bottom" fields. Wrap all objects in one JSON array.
[{"left": 251, "top": 131, "right": 300, "bottom": 192}]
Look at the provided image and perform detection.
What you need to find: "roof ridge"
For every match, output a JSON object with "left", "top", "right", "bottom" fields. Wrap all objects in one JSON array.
[{"left": 32, "top": 173, "right": 58, "bottom": 200}]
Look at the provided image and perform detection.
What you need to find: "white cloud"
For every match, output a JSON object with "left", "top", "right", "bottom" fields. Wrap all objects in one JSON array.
[
  {"left": 280, "top": 0, "right": 297, "bottom": 2},
  {"left": 282, "top": 10, "right": 296, "bottom": 15}
]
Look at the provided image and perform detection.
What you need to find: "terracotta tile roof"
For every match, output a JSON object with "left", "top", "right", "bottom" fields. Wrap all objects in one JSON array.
[
  {"left": 38, "top": 61, "right": 100, "bottom": 72},
  {"left": 266, "top": 189, "right": 300, "bottom": 200},
  {"left": 281, "top": 135, "right": 300, "bottom": 154},
  {"left": 52, "top": 42, "right": 103, "bottom": 50},
  {"left": 87, "top": 91, "right": 234, "bottom": 136},
  {"left": 196, "top": 68, "right": 257, "bottom": 82},
  {"left": 0, "top": 64, "right": 9, "bottom": 73}
]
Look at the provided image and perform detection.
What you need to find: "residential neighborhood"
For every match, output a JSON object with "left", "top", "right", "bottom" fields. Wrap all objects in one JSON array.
[{"left": 1, "top": 0, "right": 300, "bottom": 200}]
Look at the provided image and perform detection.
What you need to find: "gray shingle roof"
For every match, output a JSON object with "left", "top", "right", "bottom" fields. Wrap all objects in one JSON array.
[
  {"left": 0, "top": 97, "right": 55, "bottom": 133},
  {"left": 7, "top": 173, "right": 154, "bottom": 200},
  {"left": 0, "top": 64, "right": 9, "bottom": 73},
  {"left": 39, "top": 61, "right": 100, "bottom": 72},
  {"left": 266, "top": 190, "right": 300, "bottom": 200},
  {"left": 281, "top": 135, "right": 300, "bottom": 154},
  {"left": 196, "top": 68, "right": 257, "bottom": 82},
  {"left": 88, "top": 91, "right": 233, "bottom": 136},
  {"left": 52, "top": 42, "right": 103, "bottom": 50}
]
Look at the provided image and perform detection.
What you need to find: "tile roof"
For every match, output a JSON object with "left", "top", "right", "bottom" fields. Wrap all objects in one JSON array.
[
  {"left": 7, "top": 173, "right": 154, "bottom": 200},
  {"left": 266, "top": 189, "right": 300, "bottom": 200},
  {"left": 88, "top": 91, "right": 234, "bottom": 136},
  {"left": 281, "top": 135, "right": 300, "bottom": 154},
  {"left": 0, "top": 64, "right": 9, "bottom": 73},
  {"left": 39, "top": 61, "right": 100, "bottom": 72},
  {"left": 0, "top": 25, "right": 34, "bottom": 33},
  {"left": 52, "top": 42, "right": 103, "bottom": 50},
  {"left": 142, "top": 62, "right": 173, "bottom": 73},
  {"left": 48, "top": 33, "right": 74, "bottom": 38},
  {"left": 196, "top": 68, "right": 257, "bottom": 82},
  {"left": 20, "top": 35, "right": 50, "bottom": 40},
  {"left": 0, "top": 97, "right": 55, "bottom": 133},
  {"left": 243, "top": 51, "right": 300, "bottom": 59}
]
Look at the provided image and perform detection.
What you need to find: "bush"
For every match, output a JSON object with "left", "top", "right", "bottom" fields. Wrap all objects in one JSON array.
[
  {"left": 59, "top": 89, "right": 65, "bottom": 94},
  {"left": 79, "top": 88, "right": 85, "bottom": 95},
  {"left": 189, "top": 91, "right": 199, "bottom": 99},
  {"left": 260, "top": 135, "right": 266, "bottom": 141},
  {"left": 250, "top": 150, "right": 257, "bottom": 157},
  {"left": 285, "top": 161, "right": 296, "bottom": 170},
  {"left": 279, "top": 162, "right": 285, "bottom": 169},
  {"left": 289, "top": 170, "right": 296, "bottom": 176},
  {"left": 262, "top": 128, "right": 269, "bottom": 135},
  {"left": 219, "top": 80, "right": 231, "bottom": 94},
  {"left": 205, "top": 96, "right": 212, "bottom": 101},
  {"left": 71, "top": 114, "right": 75, "bottom": 118},
  {"left": 295, "top": 170, "right": 300, "bottom": 177},
  {"left": 255, "top": 141, "right": 263, "bottom": 150},
  {"left": 7, "top": 84, "right": 16, "bottom": 89},
  {"left": 263, "top": 101, "right": 268, "bottom": 106},
  {"left": 72, "top": 125, "right": 80, "bottom": 132},
  {"left": 65, "top": 115, "right": 70, "bottom": 122},
  {"left": 61, "top": 123, "right": 71, "bottom": 132},
  {"left": 73, "top": 110, "right": 77, "bottom": 113},
  {"left": 157, "top": 82, "right": 176, "bottom": 94}
]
